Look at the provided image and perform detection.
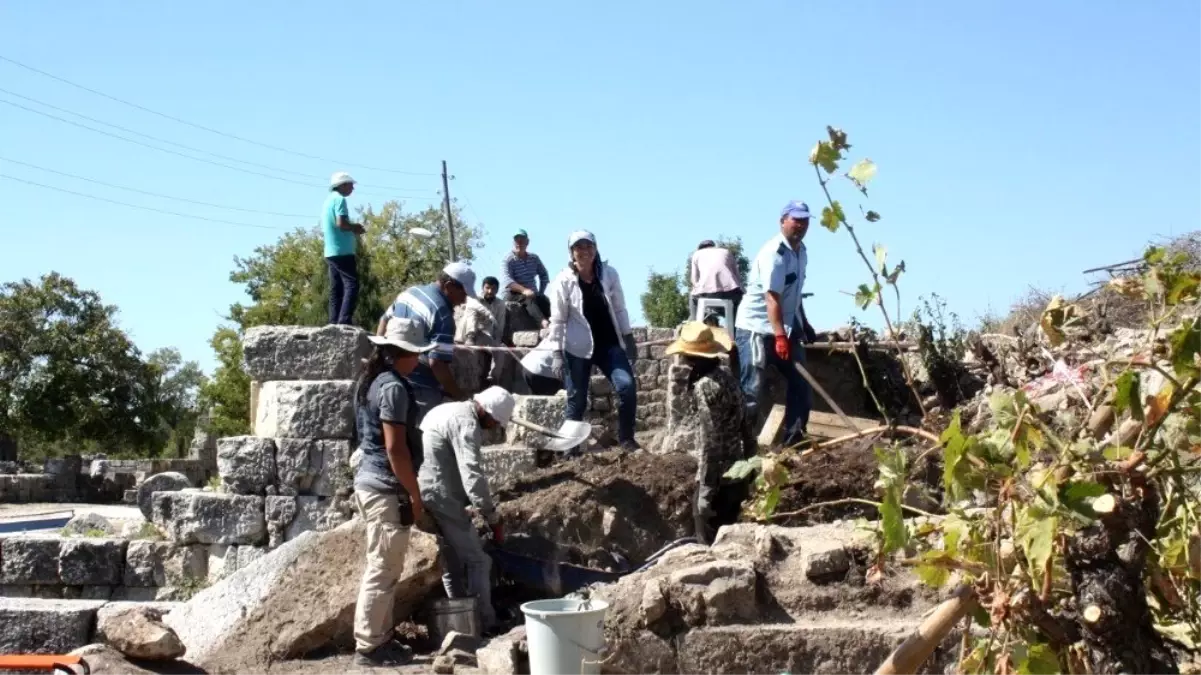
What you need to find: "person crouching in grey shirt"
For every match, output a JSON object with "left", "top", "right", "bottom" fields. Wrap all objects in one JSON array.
[{"left": 417, "top": 386, "right": 515, "bottom": 633}]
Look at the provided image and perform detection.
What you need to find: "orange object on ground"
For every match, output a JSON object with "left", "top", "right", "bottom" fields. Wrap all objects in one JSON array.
[{"left": 0, "top": 654, "right": 90, "bottom": 674}]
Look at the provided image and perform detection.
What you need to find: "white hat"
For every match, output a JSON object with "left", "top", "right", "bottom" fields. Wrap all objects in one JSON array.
[
  {"left": 567, "top": 230, "right": 596, "bottom": 248},
  {"left": 330, "top": 172, "right": 356, "bottom": 189},
  {"left": 442, "top": 261, "right": 477, "bottom": 297},
  {"left": 473, "top": 386, "right": 515, "bottom": 425},
  {"left": 368, "top": 317, "right": 435, "bottom": 353}
]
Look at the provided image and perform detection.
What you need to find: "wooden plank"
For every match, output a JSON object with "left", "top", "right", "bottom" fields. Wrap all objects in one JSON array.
[{"left": 757, "top": 404, "right": 787, "bottom": 448}]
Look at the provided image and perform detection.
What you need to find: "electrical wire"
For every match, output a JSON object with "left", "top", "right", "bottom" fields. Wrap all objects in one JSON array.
[
  {"left": 0, "top": 173, "right": 289, "bottom": 230},
  {"left": 0, "top": 54, "right": 438, "bottom": 176},
  {"left": 0, "top": 98, "right": 438, "bottom": 201},
  {"left": 0, "top": 156, "right": 313, "bottom": 219}
]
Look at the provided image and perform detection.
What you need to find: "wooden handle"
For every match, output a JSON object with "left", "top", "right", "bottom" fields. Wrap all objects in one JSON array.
[
  {"left": 875, "top": 585, "right": 976, "bottom": 675},
  {"left": 510, "top": 417, "right": 567, "bottom": 439}
]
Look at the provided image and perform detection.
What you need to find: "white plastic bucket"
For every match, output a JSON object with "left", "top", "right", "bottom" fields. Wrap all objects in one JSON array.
[{"left": 520, "top": 598, "right": 609, "bottom": 675}]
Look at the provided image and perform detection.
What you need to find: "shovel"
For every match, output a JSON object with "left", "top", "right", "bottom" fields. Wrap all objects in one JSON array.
[{"left": 510, "top": 418, "right": 593, "bottom": 453}]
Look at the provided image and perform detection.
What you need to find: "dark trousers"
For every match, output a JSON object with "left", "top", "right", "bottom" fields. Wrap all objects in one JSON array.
[
  {"left": 690, "top": 289, "right": 744, "bottom": 326},
  {"left": 735, "top": 328, "right": 812, "bottom": 447},
  {"left": 507, "top": 291, "right": 551, "bottom": 325},
  {"left": 564, "top": 344, "right": 637, "bottom": 444},
  {"left": 694, "top": 477, "right": 750, "bottom": 545},
  {"left": 523, "top": 370, "right": 563, "bottom": 396},
  {"left": 326, "top": 255, "right": 359, "bottom": 325}
]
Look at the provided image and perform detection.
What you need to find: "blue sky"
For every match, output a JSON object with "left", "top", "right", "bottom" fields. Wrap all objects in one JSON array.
[{"left": 2, "top": 1, "right": 1198, "bottom": 373}]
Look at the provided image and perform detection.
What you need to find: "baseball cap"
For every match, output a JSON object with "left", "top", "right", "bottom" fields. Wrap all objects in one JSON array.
[
  {"left": 330, "top": 172, "right": 355, "bottom": 189},
  {"left": 368, "top": 317, "right": 435, "bottom": 353},
  {"left": 514, "top": 229, "right": 529, "bottom": 239},
  {"left": 567, "top": 230, "right": 596, "bottom": 248},
  {"left": 442, "top": 261, "right": 477, "bottom": 297},
  {"left": 473, "top": 386, "right": 516, "bottom": 425},
  {"left": 781, "top": 200, "right": 811, "bottom": 219}
]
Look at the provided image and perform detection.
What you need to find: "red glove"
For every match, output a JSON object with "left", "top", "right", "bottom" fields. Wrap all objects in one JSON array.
[
  {"left": 774, "top": 334, "right": 791, "bottom": 361},
  {"left": 491, "top": 522, "right": 504, "bottom": 544}
]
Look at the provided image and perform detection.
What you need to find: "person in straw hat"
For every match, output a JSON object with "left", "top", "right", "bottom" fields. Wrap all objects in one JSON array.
[
  {"left": 351, "top": 316, "right": 435, "bottom": 667},
  {"left": 417, "top": 385, "right": 516, "bottom": 634},
  {"left": 665, "top": 321, "right": 752, "bottom": 545}
]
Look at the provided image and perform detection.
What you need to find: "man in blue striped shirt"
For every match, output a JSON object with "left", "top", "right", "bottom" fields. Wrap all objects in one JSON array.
[
  {"left": 502, "top": 229, "right": 551, "bottom": 329},
  {"left": 377, "top": 262, "right": 476, "bottom": 420}
]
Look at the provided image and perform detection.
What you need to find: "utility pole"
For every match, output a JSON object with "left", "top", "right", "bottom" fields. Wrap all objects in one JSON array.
[{"left": 441, "top": 160, "right": 457, "bottom": 261}]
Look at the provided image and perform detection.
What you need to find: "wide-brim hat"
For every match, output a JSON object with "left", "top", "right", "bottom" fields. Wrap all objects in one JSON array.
[
  {"left": 665, "top": 321, "right": 733, "bottom": 359},
  {"left": 369, "top": 317, "right": 436, "bottom": 353}
]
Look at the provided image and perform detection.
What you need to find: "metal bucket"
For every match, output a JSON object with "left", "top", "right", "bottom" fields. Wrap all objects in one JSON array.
[{"left": 429, "top": 596, "right": 481, "bottom": 644}]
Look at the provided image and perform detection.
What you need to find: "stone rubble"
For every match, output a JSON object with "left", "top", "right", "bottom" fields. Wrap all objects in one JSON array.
[{"left": 95, "top": 603, "right": 186, "bottom": 660}]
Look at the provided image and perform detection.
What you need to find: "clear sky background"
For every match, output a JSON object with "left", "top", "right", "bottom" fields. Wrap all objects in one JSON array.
[{"left": 2, "top": 1, "right": 1198, "bottom": 373}]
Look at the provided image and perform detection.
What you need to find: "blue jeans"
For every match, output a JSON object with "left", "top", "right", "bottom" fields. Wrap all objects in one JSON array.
[
  {"left": 326, "top": 254, "right": 359, "bottom": 325},
  {"left": 564, "top": 344, "right": 637, "bottom": 444},
  {"left": 735, "top": 328, "right": 812, "bottom": 445}
]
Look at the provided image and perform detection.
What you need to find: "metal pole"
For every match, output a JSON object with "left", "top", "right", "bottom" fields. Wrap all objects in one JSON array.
[{"left": 441, "top": 160, "right": 457, "bottom": 261}]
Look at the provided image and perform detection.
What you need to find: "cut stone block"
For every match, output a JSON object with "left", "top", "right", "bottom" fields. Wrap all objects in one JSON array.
[
  {"left": 207, "top": 544, "right": 240, "bottom": 584},
  {"left": 481, "top": 446, "right": 538, "bottom": 486},
  {"left": 0, "top": 597, "right": 106, "bottom": 654},
  {"left": 164, "top": 519, "right": 442, "bottom": 671},
  {"left": 274, "top": 438, "right": 318, "bottom": 495},
  {"left": 136, "top": 472, "right": 193, "bottom": 521},
  {"left": 96, "top": 603, "right": 186, "bottom": 660},
  {"left": 237, "top": 545, "right": 267, "bottom": 571},
  {"left": 285, "top": 496, "right": 353, "bottom": 541},
  {"left": 506, "top": 394, "right": 566, "bottom": 444},
  {"left": 59, "top": 538, "right": 127, "bottom": 586},
  {"left": 310, "top": 439, "right": 352, "bottom": 497},
  {"left": 242, "top": 325, "right": 371, "bottom": 381},
  {"left": 255, "top": 380, "right": 355, "bottom": 439},
  {"left": 265, "top": 495, "right": 298, "bottom": 549},
  {"left": 151, "top": 492, "right": 266, "bottom": 545},
  {"left": 217, "top": 436, "right": 277, "bottom": 495},
  {"left": 1, "top": 538, "right": 61, "bottom": 585},
  {"left": 124, "top": 541, "right": 207, "bottom": 587}
]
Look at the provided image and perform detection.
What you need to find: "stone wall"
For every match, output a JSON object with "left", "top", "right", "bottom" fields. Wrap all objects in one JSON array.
[{"left": 0, "top": 457, "right": 210, "bottom": 505}]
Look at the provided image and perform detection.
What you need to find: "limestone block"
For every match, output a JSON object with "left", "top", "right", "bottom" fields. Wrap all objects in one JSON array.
[
  {"left": 1, "top": 538, "right": 61, "bottom": 584},
  {"left": 646, "top": 327, "right": 676, "bottom": 342},
  {"left": 506, "top": 394, "right": 566, "bottom": 444},
  {"left": 274, "top": 438, "right": 318, "bottom": 495},
  {"left": 667, "top": 559, "right": 758, "bottom": 625},
  {"left": 310, "top": 439, "right": 353, "bottom": 497},
  {"left": 124, "top": 541, "right": 207, "bottom": 587},
  {"left": 242, "top": 325, "right": 371, "bottom": 381},
  {"left": 59, "top": 538, "right": 127, "bottom": 586},
  {"left": 0, "top": 597, "right": 106, "bottom": 654},
  {"left": 255, "top": 380, "right": 355, "bottom": 439},
  {"left": 207, "top": 545, "right": 239, "bottom": 584},
  {"left": 61, "top": 512, "right": 119, "bottom": 537},
  {"left": 285, "top": 496, "right": 353, "bottom": 541},
  {"left": 136, "top": 472, "right": 193, "bottom": 521},
  {"left": 481, "top": 446, "right": 538, "bottom": 485},
  {"left": 217, "top": 436, "right": 276, "bottom": 495},
  {"left": 589, "top": 375, "right": 613, "bottom": 395},
  {"left": 164, "top": 520, "right": 442, "bottom": 671},
  {"left": 265, "top": 495, "right": 298, "bottom": 549},
  {"left": 511, "top": 330, "right": 540, "bottom": 348},
  {"left": 96, "top": 603, "right": 186, "bottom": 660},
  {"left": 151, "top": 492, "right": 266, "bottom": 546}
]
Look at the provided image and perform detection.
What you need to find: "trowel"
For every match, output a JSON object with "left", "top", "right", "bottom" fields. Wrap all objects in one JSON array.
[{"left": 509, "top": 418, "right": 593, "bottom": 453}]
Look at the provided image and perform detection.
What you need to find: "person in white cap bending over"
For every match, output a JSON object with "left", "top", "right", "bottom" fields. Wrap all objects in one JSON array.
[
  {"left": 376, "top": 261, "right": 477, "bottom": 422},
  {"left": 417, "top": 385, "right": 514, "bottom": 634},
  {"left": 323, "top": 172, "right": 366, "bottom": 325},
  {"left": 350, "top": 316, "right": 434, "bottom": 667},
  {"left": 548, "top": 230, "right": 640, "bottom": 451}
]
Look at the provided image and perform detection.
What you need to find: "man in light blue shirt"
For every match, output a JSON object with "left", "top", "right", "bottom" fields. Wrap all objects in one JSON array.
[
  {"left": 323, "top": 172, "right": 365, "bottom": 325},
  {"left": 734, "top": 200, "right": 818, "bottom": 446}
]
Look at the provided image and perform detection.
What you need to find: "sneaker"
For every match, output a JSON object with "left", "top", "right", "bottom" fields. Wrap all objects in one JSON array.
[{"left": 355, "top": 640, "right": 414, "bottom": 667}]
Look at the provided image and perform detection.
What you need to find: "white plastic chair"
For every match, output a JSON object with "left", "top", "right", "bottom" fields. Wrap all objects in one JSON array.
[{"left": 694, "top": 297, "right": 735, "bottom": 327}]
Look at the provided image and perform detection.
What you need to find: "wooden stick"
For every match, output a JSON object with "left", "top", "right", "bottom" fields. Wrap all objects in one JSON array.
[
  {"left": 793, "top": 361, "right": 865, "bottom": 433},
  {"left": 875, "top": 585, "right": 977, "bottom": 675},
  {"left": 799, "top": 425, "right": 941, "bottom": 457},
  {"left": 509, "top": 417, "right": 569, "bottom": 439}
]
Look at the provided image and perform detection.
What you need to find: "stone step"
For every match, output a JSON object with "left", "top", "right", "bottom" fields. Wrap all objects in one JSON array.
[{"left": 0, "top": 597, "right": 181, "bottom": 654}]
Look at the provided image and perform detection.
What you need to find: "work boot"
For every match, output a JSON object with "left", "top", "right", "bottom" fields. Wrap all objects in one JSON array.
[
  {"left": 355, "top": 640, "right": 413, "bottom": 667},
  {"left": 619, "top": 439, "right": 642, "bottom": 453}
]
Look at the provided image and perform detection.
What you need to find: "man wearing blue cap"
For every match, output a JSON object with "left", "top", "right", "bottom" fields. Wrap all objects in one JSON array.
[
  {"left": 376, "top": 261, "right": 477, "bottom": 421},
  {"left": 733, "top": 201, "right": 818, "bottom": 447},
  {"left": 502, "top": 229, "right": 551, "bottom": 329}
]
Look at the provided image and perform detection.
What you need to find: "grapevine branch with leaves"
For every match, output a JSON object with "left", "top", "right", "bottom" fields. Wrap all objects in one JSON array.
[{"left": 726, "top": 127, "right": 1201, "bottom": 674}]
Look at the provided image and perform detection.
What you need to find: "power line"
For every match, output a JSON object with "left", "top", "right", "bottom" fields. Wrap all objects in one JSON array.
[
  {"left": 0, "top": 156, "right": 313, "bottom": 218},
  {"left": 0, "top": 173, "right": 289, "bottom": 230},
  {"left": 0, "top": 54, "right": 438, "bottom": 177},
  {"left": 0, "top": 98, "right": 439, "bottom": 201}
]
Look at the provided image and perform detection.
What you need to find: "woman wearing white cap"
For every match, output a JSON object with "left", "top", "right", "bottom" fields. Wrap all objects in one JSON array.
[
  {"left": 417, "top": 386, "right": 515, "bottom": 633},
  {"left": 547, "top": 230, "right": 640, "bottom": 451},
  {"left": 351, "top": 317, "right": 435, "bottom": 667}
]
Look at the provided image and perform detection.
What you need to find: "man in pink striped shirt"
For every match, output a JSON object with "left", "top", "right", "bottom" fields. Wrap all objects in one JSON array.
[{"left": 689, "top": 240, "right": 744, "bottom": 325}]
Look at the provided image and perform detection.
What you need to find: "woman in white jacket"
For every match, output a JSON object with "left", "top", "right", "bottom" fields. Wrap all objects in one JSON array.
[{"left": 547, "top": 230, "right": 640, "bottom": 450}]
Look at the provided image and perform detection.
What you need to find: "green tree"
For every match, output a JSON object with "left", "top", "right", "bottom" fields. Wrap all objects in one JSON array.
[
  {"left": 145, "top": 348, "right": 206, "bottom": 457},
  {"left": 640, "top": 271, "right": 690, "bottom": 328},
  {"left": 0, "top": 273, "right": 159, "bottom": 457},
  {"left": 201, "top": 201, "right": 482, "bottom": 434}
]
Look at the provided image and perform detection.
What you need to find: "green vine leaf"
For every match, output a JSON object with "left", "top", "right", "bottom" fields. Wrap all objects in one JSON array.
[
  {"left": 847, "top": 159, "right": 878, "bottom": 191},
  {"left": 826, "top": 126, "right": 851, "bottom": 151},
  {"left": 873, "top": 244, "right": 887, "bottom": 274},
  {"left": 941, "top": 412, "right": 967, "bottom": 501},
  {"left": 1166, "top": 272, "right": 1201, "bottom": 306},
  {"left": 1015, "top": 643, "right": 1061, "bottom": 675},
  {"left": 724, "top": 456, "right": 762, "bottom": 480},
  {"left": 820, "top": 201, "right": 845, "bottom": 232},
  {"left": 809, "top": 141, "right": 842, "bottom": 174},
  {"left": 865, "top": 210, "right": 881, "bottom": 222},
  {"left": 1168, "top": 317, "right": 1200, "bottom": 378},
  {"left": 1113, "top": 370, "right": 1143, "bottom": 421},
  {"left": 1017, "top": 505, "right": 1058, "bottom": 579},
  {"left": 874, "top": 445, "right": 909, "bottom": 555},
  {"left": 854, "top": 282, "right": 881, "bottom": 310},
  {"left": 885, "top": 260, "right": 906, "bottom": 284}
]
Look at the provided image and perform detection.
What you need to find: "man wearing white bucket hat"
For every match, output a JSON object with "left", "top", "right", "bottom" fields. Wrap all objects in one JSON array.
[
  {"left": 323, "top": 172, "right": 366, "bottom": 325},
  {"left": 417, "top": 385, "right": 515, "bottom": 633}
]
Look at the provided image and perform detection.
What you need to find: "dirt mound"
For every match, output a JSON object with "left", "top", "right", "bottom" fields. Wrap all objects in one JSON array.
[{"left": 493, "top": 450, "right": 698, "bottom": 567}]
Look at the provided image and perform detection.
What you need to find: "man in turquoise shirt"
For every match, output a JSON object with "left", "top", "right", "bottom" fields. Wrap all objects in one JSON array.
[{"left": 324, "top": 172, "right": 365, "bottom": 325}]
